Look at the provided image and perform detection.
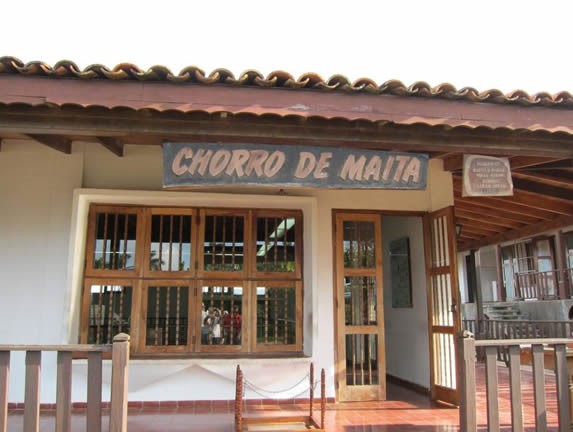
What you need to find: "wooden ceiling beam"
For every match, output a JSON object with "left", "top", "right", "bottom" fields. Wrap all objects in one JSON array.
[
  {"left": 25, "top": 134, "right": 72, "bottom": 154},
  {"left": 453, "top": 176, "right": 573, "bottom": 215},
  {"left": 2, "top": 106, "right": 573, "bottom": 157},
  {"left": 454, "top": 200, "right": 541, "bottom": 224},
  {"left": 96, "top": 136, "right": 124, "bottom": 157},
  {"left": 459, "top": 214, "right": 573, "bottom": 251},
  {"left": 511, "top": 177, "right": 573, "bottom": 202},
  {"left": 456, "top": 218, "right": 505, "bottom": 234},
  {"left": 455, "top": 209, "right": 524, "bottom": 229},
  {"left": 511, "top": 171, "right": 573, "bottom": 191},
  {"left": 458, "top": 224, "right": 500, "bottom": 237}
]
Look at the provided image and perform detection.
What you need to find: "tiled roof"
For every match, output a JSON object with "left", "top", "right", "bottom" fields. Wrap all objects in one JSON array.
[{"left": 2, "top": 56, "right": 573, "bottom": 109}]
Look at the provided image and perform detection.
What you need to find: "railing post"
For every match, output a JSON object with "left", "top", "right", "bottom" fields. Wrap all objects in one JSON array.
[
  {"left": 458, "top": 331, "right": 476, "bottom": 432},
  {"left": 109, "top": 333, "right": 130, "bottom": 432},
  {"left": 0, "top": 352, "right": 9, "bottom": 432}
]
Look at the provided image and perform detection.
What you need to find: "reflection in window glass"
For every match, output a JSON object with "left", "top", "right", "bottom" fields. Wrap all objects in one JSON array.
[
  {"left": 343, "top": 221, "right": 375, "bottom": 268},
  {"left": 256, "top": 285, "right": 296, "bottom": 345},
  {"left": 93, "top": 213, "right": 137, "bottom": 270},
  {"left": 88, "top": 284, "right": 132, "bottom": 344},
  {"left": 146, "top": 285, "right": 189, "bottom": 346},
  {"left": 344, "top": 277, "right": 377, "bottom": 325},
  {"left": 204, "top": 215, "right": 244, "bottom": 271},
  {"left": 201, "top": 285, "right": 243, "bottom": 345},
  {"left": 149, "top": 214, "right": 192, "bottom": 271},
  {"left": 256, "top": 217, "right": 296, "bottom": 272}
]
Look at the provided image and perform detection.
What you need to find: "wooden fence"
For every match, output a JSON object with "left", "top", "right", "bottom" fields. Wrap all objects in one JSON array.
[
  {"left": 0, "top": 333, "right": 129, "bottom": 432},
  {"left": 459, "top": 333, "right": 571, "bottom": 432}
]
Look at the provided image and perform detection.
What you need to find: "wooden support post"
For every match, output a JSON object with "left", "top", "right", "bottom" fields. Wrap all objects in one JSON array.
[
  {"left": 235, "top": 365, "right": 243, "bottom": 432},
  {"left": 109, "top": 333, "right": 130, "bottom": 432},
  {"left": 495, "top": 245, "right": 505, "bottom": 301},
  {"left": 458, "top": 332, "right": 476, "bottom": 432},
  {"left": 0, "top": 352, "right": 9, "bottom": 432},
  {"left": 309, "top": 363, "right": 314, "bottom": 418},
  {"left": 555, "top": 230, "right": 569, "bottom": 299},
  {"left": 320, "top": 368, "right": 326, "bottom": 430}
]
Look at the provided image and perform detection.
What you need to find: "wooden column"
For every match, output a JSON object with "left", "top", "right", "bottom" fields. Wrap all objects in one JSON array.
[
  {"left": 495, "top": 245, "right": 505, "bottom": 301},
  {"left": 109, "top": 333, "right": 130, "bottom": 432},
  {"left": 0, "top": 352, "right": 9, "bottom": 432},
  {"left": 458, "top": 332, "right": 476, "bottom": 432},
  {"left": 555, "top": 230, "right": 569, "bottom": 299},
  {"left": 471, "top": 250, "right": 485, "bottom": 337}
]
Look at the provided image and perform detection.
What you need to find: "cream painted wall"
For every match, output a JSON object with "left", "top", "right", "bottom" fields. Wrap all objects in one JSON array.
[
  {"left": 382, "top": 216, "right": 430, "bottom": 390},
  {"left": 0, "top": 140, "right": 83, "bottom": 401},
  {"left": 0, "top": 141, "right": 454, "bottom": 402}
]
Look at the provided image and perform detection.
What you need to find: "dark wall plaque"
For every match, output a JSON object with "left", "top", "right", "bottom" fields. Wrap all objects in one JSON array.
[{"left": 163, "top": 142, "right": 428, "bottom": 190}]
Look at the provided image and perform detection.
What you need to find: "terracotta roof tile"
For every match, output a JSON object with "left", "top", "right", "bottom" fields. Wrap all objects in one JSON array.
[{"left": 2, "top": 56, "right": 573, "bottom": 109}]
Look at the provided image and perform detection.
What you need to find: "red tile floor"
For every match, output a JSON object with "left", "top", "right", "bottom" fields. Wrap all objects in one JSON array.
[{"left": 6, "top": 362, "right": 562, "bottom": 431}]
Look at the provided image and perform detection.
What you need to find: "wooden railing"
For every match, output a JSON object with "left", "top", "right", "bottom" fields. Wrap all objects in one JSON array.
[
  {"left": 0, "top": 333, "right": 129, "bottom": 432},
  {"left": 459, "top": 333, "right": 571, "bottom": 432},
  {"left": 463, "top": 319, "right": 572, "bottom": 340},
  {"left": 514, "top": 269, "right": 561, "bottom": 299}
]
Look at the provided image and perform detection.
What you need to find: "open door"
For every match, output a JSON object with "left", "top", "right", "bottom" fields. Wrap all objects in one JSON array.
[
  {"left": 333, "top": 212, "right": 386, "bottom": 401},
  {"left": 423, "top": 206, "right": 460, "bottom": 406}
]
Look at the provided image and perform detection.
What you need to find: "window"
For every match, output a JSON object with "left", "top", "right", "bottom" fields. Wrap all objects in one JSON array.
[{"left": 81, "top": 205, "right": 303, "bottom": 356}]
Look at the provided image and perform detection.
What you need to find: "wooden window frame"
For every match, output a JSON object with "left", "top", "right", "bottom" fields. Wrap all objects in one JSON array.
[
  {"left": 81, "top": 204, "right": 304, "bottom": 357},
  {"left": 250, "top": 280, "right": 303, "bottom": 353},
  {"left": 250, "top": 210, "right": 303, "bottom": 280}
]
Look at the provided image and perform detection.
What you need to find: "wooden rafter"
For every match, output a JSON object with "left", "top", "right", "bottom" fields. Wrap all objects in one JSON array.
[
  {"left": 443, "top": 154, "right": 569, "bottom": 172},
  {"left": 510, "top": 177, "right": 573, "bottom": 202},
  {"left": 95, "top": 137, "right": 124, "bottom": 157},
  {"left": 511, "top": 171, "right": 573, "bottom": 191},
  {"left": 454, "top": 209, "right": 524, "bottom": 229},
  {"left": 452, "top": 176, "right": 573, "bottom": 215},
  {"left": 453, "top": 200, "right": 542, "bottom": 225},
  {"left": 459, "top": 214, "right": 573, "bottom": 251},
  {"left": 25, "top": 134, "right": 71, "bottom": 154}
]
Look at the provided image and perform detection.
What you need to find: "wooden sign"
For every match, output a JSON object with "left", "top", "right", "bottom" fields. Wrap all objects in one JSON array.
[
  {"left": 462, "top": 155, "right": 513, "bottom": 197},
  {"left": 163, "top": 142, "right": 428, "bottom": 189}
]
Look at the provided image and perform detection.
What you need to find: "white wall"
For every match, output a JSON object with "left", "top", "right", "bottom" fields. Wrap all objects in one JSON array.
[
  {"left": 0, "top": 141, "right": 453, "bottom": 402},
  {"left": 382, "top": 216, "right": 430, "bottom": 390}
]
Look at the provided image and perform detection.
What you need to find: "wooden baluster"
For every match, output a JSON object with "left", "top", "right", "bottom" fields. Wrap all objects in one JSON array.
[
  {"left": 531, "top": 344, "right": 547, "bottom": 432},
  {"left": 56, "top": 351, "right": 72, "bottom": 432},
  {"left": 24, "top": 351, "right": 41, "bottom": 432},
  {"left": 309, "top": 363, "right": 314, "bottom": 418},
  {"left": 87, "top": 351, "right": 102, "bottom": 432},
  {"left": 485, "top": 346, "right": 500, "bottom": 432},
  {"left": 554, "top": 344, "right": 570, "bottom": 432},
  {"left": 508, "top": 345, "right": 523, "bottom": 431},
  {"left": 0, "top": 351, "right": 9, "bottom": 432},
  {"left": 110, "top": 334, "right": 130, "bottom": 432}
]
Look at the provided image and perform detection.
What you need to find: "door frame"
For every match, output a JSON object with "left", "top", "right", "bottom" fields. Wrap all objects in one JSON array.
[
  {"left": 423, "top": 206, "right": 461, "bottom": 406},
  {"left": 332, "top": 211, "right": 386, "bottom": 401}
]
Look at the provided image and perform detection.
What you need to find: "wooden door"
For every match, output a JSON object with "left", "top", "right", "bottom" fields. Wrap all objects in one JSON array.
[
  {"left": 423, "top": 207, "right": 460, "bottom": 406},
  {"left": 334, "top": 212, "right": 386, "bottom": 401}
]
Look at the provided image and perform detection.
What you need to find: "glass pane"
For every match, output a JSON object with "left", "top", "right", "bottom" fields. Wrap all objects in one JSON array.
[
  {"left": 433, "top": 332, "right": 456, "bottom": 389},
  {"left": 93, "top": 212, "right": 137, "bottom": 270},
  {"left": 256, "top": 285, "right": 296, "bottom": 345},
  {"left": 149, "top": 214, "right": 192, "bottom": 271},
  {"left": 204, "top": 215, "right": 244, "bottom": 271},
  {"left": 145, "top": 285, "right": 189, "bottom": 346},
  {"left": 343, "top": 221, "right": 376, "bottom": 268},
  {"left": 256, "top": 217, "right": 297, "bottom": 272},
  {"left": 201, "top": 285, "right": 243, "bottom": 346},
  {"left": 344, "top": 276, "right": 377, "bottom": 325},
  {"left": 431, "top": 274, "right": 452, "bottom": 327},
  {"left": 345, "top": 334, "right": 378, "bottom": 386},
  {"left": 88, "top": 283, "right": 132, "bottom": 344}
]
